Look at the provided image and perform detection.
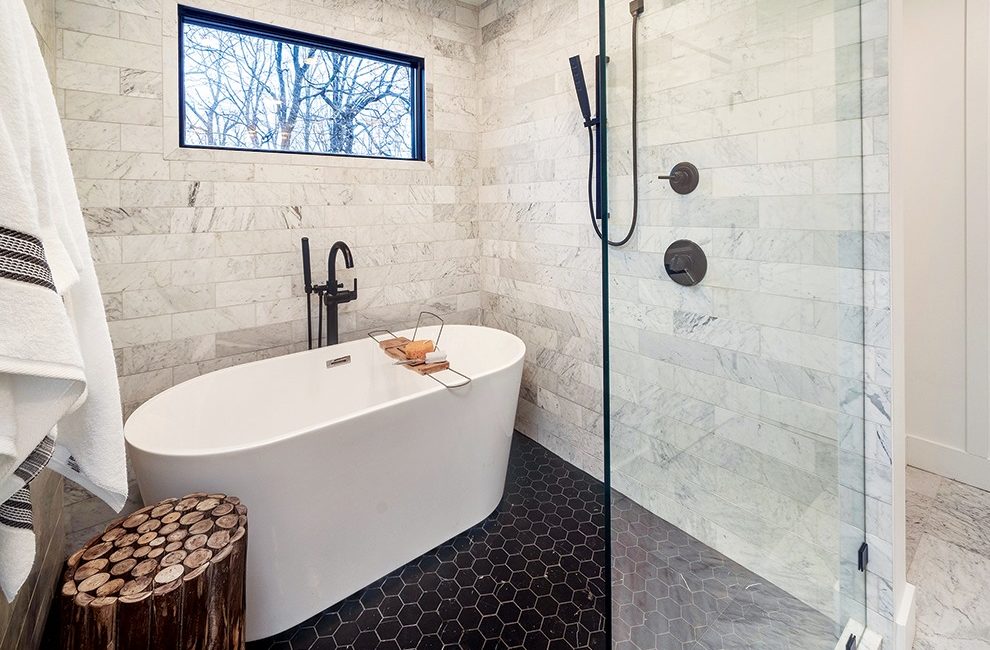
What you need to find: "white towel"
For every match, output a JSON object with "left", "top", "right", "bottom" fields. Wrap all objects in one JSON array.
[{"left": 0, "top": 0, "right": 127, "bottom": 600}]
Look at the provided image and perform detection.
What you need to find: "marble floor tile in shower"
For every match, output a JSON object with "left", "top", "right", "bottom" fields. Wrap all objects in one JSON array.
[{"left": 610, "top": 494, "right": 837, "bottom": 650}]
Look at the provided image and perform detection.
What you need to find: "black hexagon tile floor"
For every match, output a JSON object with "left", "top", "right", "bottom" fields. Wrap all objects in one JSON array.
[{"left": 248, "top": 433, "right": 839, "bottom": 650}]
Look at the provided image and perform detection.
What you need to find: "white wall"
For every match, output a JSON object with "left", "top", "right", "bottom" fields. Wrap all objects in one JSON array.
[{"left": 904, "top": 0, "right": 990, "bottom": 491}]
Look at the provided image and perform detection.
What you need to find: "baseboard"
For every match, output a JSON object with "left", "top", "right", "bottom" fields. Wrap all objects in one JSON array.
[
  {"left": 895, "top": 582, "right": 917, "bottom": 650},
  {"left": 836, "top": 583, "right": 916, "bottom": 649},
  {"left": 906, "top": 435, "right": 990, "bottom": 492}
]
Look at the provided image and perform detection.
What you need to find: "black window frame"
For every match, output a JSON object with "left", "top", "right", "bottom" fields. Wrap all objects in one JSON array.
[{"left": 177, "top": 5, "right": 426, "bottom": 162}]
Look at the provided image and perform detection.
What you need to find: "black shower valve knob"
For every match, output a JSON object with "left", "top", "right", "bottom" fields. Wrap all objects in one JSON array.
[
  {"left": 659, "top": 162, "right": 700, "bottom": 195},
  {"left": 664, "top": 239, "right": 707, "bottom": 287}
]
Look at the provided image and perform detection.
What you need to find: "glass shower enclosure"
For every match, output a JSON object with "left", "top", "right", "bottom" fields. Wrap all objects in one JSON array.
[{"left": 597, "top": 1, "right": 870, "bottom": 647}]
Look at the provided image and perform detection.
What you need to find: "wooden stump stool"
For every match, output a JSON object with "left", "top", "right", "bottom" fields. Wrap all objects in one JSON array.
[{"left": 57, "top": 493, "right": 248, "bottom": 650}]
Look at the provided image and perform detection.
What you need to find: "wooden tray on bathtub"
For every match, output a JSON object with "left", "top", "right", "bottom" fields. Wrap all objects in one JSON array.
[
  {"left": 367, "top": 313, "right": 471, "bottom": 389},
  {"left": 376, "top": 337, "right": 451, "bottom": 375}
]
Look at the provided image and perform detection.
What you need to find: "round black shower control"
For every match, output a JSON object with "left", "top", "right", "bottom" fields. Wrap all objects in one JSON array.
[
  {"left": 659, "top": 162, "right": 700, "bottom": 195},
  {"left": 664, "top": 240, "right": 707, "bottom": 286}
]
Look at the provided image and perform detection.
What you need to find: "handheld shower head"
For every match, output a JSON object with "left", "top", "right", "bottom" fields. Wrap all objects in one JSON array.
[{"left": 568, "top": 55, "right": 593, "bottom": 126}]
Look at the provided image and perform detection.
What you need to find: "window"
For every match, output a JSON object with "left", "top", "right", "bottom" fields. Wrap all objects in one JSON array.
[{"left": 178, "top": 6, "right": 425, "bottom": 160}]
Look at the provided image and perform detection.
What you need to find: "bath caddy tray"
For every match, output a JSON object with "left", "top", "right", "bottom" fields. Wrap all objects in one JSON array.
[{"left": 367, "top": 312, "right": 471, "bottom": 389}]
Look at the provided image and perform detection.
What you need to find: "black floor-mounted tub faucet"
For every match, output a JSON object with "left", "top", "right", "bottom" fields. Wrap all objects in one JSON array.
[{"left": 301, "top": 238, "right": 358, "bottom": 348}]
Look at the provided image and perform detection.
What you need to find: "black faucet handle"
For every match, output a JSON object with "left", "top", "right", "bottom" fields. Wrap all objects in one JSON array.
[{"left": 351, "top": 277, "right": 358, "bottom": 299}]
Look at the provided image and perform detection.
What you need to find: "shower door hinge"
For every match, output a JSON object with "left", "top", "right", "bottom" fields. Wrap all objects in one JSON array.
[
  {"left": 857, "top": 542, "right": 869, "bottom": 572},
  {"left": 846, "top": 633, "right": 858, "bottom": 650}
]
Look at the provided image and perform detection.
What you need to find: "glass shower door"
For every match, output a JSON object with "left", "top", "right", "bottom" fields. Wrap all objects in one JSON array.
[{"left": 600, "top": 1, "right": 870, "bottom": 648}]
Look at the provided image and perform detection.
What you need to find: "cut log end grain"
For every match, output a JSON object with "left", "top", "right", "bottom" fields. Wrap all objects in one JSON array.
[
  {"left": 179, "top": 511, "right": 204, "bottom": 526},
  {"left": 137, "top": 518, "right": 161, "bottom": 534},
  {"left": 189, "top": 519, "right": 214, "bottom": 535},
  {"left": 96, "top": 578, "right": 125, "bottom": 598},
  {"left": 184, "top": 548, "right": 213, "bottom": 569},
  {"left": 154, "top": 563, "right": 185, "bottom": 584},
  {"left": 211, "top": 503, "right": 234, "bottom": 517},
  {"left": 81, "top": 542, "right": 113, "bottom": 561},
  {"left": 58, "top": 492, "right": 248, "bottom": 649},
  {"left": 77, "top": 572, "right": 110, "bottom": 593},
  {"left": 216, "top": 514, "right": 238, "bottom": 529},
  {"left": 110, "top": 558, "right": 137, "bottom": 576},
  {"left": 150, "top": 500, "right": 176, "bottom": 518},
  {"left": 122, "top": 513, "right": 149, "bottom": 529},
  {"left": 119, "top": 576, "right": 152, "bottom": 597}
]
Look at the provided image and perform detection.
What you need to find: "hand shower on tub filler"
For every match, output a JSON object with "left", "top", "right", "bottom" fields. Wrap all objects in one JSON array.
[{"left": 301, "top": 237, "right": 358, "bottom": 349}]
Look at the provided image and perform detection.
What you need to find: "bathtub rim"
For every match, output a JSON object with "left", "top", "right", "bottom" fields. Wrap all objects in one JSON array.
[{"left": 124, "top": 324, "right": 525, "bottom": 458}]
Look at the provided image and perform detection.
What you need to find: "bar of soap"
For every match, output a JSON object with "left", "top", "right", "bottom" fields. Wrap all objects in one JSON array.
[
  {"left": 404, "top": 340, "right": 435, "bottom": 359},
  {"left": 424, "top": 349, "right": 446, "bottom": 364}
]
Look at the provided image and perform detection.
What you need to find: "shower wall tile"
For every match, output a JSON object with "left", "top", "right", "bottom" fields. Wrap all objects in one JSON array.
[
  {"left": 56, "top": 0, "right": 483, "bottom": 416},
  {"left": 479, "top": 0, "right": 892, "bottom": 643},
  {"left": 479, "top": 0, "right": 603, "bottom": 474}
]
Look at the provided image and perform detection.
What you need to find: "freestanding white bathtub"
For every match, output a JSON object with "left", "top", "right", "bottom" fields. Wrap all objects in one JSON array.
[{"left": 124, "top": 324, "right": 525, "bottom": 641}]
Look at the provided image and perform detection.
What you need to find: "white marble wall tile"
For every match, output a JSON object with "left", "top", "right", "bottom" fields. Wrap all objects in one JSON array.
[
  {"left": 58, "top": 0, "right": 482, "bottom": 438},
  {"left": 119, "top": 12, "right": 162, "bottom": 44},
  {"left": 55, "top": 0, "right": 119, "bottom": 36},
  {"left": 64, "top": 89, "right": 162, "bottom": 125},
  {"left": 56, "top": 58, "right": 119, "bottom": 93},
  {"left": 61, "top": 30, "right": 161, "bottom": 71}
]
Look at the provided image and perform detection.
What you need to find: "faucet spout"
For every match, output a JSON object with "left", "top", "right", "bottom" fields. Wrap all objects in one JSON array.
[
  {"left": 328, "top": 241, "right": 354, "bottom": 293},
  {"left": 324, "top": 241, "right": 357, "bottom": 346}
]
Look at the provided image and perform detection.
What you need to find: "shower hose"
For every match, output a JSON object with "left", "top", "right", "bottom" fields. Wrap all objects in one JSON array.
[{"left": 588, "top": 10, "right": 640, "bottom": 247}]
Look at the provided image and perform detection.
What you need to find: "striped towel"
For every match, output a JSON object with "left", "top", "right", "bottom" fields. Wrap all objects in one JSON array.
[
  {"left": 0, "top": 0, "right": 127, "bottom": 600},
  {"left": 0, "top": 436, "right": 54, "bottom": 598}
]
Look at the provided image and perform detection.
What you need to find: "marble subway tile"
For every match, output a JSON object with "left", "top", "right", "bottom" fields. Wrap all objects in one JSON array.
[
  {"left": 55, "top": 58, "right": 119, "bottom": 94},
  {"left": 63, "top": 89, "right": 162, "bottom": 126},
  {"left": 121, "top": 232, "right": 217, "bottom": 262},
  {"left": 216, "top": 277, "right": 291, "bottom": 307},
  {"left": 121, "top": 334, "right": 215, "bottom": 375},
  {"left": 120, "top": 69, "right": 162, "bottom": 98},
  {"left": 120, "top": 124, "right": 162, "bottom": 152},
  {"left": 96, "top": 261, "right": 171, "bottom": 292},
  {"left": 118, "top": 11, "right": 161, "bottom": 45},
  {"left": 171, "top": 304, "right": 256, "bottom": 339},
  {"left": 61, "top": 29, "right": 161, "bottom": 71},
  {"left": 55, "top": 0, "right": 119, "bottom": 37},
  {"left": 121, "top": 284, "right": 215, "bottom": 318},
  {"left": 107, "top": 314, "right": 172, "bottom": 348}
]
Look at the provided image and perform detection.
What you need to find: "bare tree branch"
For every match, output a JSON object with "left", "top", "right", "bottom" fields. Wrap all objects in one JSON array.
[{"left": 181, "top": 23, "right": 414, "bottom": 157}]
